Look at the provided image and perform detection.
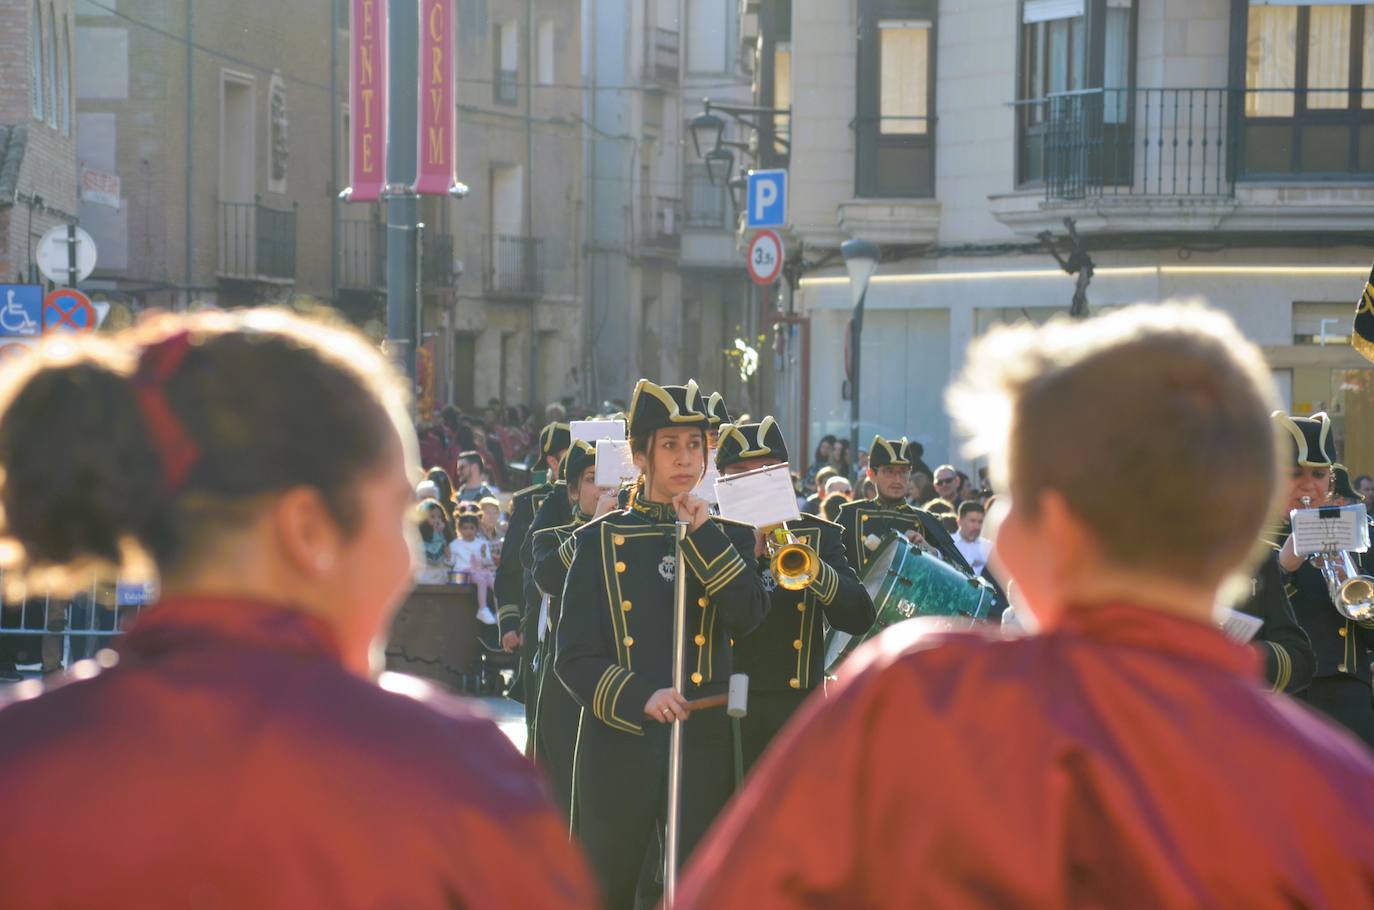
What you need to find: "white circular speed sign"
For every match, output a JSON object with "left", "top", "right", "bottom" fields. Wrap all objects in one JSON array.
[{"left": 746, "top": 229, "right": 784, "bottom": 286}]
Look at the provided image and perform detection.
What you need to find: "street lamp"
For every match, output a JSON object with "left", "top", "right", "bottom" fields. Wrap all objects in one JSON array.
[
  {"left": 726, "top": 175, "right": 746, "bottom": 214},
  {"left": 842, "top": 238, "right": 881, "bottom": 460},
  {"left": 704, "top": 147, "right": 736, "bottom": 187},
  {"left": 689, "top": 109, "right": 726, "bottom": 160}
]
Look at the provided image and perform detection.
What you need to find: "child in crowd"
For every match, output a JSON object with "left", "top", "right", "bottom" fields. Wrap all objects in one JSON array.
[
  {"left": 451, "top": 514, "right": 498, "bottom": 624},
  {"left": 415, "top": 499, "right": 454, "bottom": 585}
]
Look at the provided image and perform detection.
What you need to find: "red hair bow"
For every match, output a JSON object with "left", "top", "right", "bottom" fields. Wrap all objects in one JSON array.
[{"left": 132, "top": 331, "right": 201, "bottom": 494}]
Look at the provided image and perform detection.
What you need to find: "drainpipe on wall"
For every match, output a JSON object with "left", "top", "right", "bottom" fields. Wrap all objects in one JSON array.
[{"left": 184, "top": 0, "right": 194, "bottom": 309}]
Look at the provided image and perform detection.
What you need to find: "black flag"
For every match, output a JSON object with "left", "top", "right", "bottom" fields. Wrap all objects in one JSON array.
[{"left": 1354, "top": 261, "right": 1374, "bottom": 364}]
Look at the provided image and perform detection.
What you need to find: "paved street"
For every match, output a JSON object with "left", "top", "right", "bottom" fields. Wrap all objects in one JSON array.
[{"left": 475, "top": 695, "right": 527, "bottom": 754}]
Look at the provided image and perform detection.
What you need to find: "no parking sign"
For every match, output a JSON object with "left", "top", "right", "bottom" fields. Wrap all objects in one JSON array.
[{"left": 43, "top": 288, "right": 96, "bottom": 333}]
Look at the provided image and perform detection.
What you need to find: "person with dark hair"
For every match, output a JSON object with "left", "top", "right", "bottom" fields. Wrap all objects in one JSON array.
[
  {"left": 496, "top": 421, "right": 571, "bottom": 716},
  {"left": 804, "top": 435, "right": 837, "bottom": 491},
  {"left": 555, "top": 379, "right": 767, "bottom": 910},
  {"left": 832, "top": 439, "right": 852, "bottom": 482},
  {"left": 820, "top": 492, "right": 847, "bottom": 523},
  {"left": 0, "top": 310, "right": 595, "bottom": 908},
  {"left": 416, "top": 498, "right": 455, "bottom": 585},
  {"left": 801, "top": 466, "right": 838, "bottom": 516},
  {"left": 953, "top": 500, "right": 991, "bottom": 575},
  {"left": 425, "top": 466, "right": 456, "bottom": 516},
  {"left": 837, "top": 437, "right": 972, "bottom": 577},
  {"left": 455, "top": 451, "right": 495, "bottom": 502},
  {"left": 715, "top": 418, "right": 873, "bottom": 770}
]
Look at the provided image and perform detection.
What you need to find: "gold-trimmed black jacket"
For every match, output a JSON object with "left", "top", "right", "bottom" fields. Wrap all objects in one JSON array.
[
  {"left": 732, "top": 515, "right": 874, "bottom": 693},
  {"left": 554, "top": 497, "right": 768, "bottom": 735}
]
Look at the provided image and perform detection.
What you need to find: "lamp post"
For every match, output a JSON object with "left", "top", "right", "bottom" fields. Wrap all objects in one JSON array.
[{"left": 842, "top": 238, "right": 880, "bottom": 461}]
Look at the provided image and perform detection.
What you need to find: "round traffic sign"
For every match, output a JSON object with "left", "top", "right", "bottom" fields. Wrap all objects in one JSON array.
[
  {"left": 43, "top": 288, "right": 96, "bottom": 333},
  {"left": 35, "top": 225, "right": 98, "bottom": 285},
  {"left": 747, "top": 229, "right": 785, "bottom": 286}
]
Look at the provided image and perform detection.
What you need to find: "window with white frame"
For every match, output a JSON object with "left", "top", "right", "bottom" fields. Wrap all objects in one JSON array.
[
  {"left": 494, "top": 21, "right": 518, "bottom": 105},
  {"left": 537, "top": 19, "right": 556, "bottom": 86}
]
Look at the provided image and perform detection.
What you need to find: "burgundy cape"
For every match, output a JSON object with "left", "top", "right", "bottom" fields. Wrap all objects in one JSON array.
[
  {"left": 0, "top": 596, "right": 597, "bottom": 909},
  {"left": 676, "top": 604, "right": 1374, "bottom": 909}
]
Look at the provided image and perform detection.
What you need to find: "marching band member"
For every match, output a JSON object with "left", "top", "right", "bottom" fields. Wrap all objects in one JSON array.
[
  {"left": 496, "top": 421, "right": 569, "bottom": 713},
  {"left": 836, "top": 434, "right": 972, "bottom": 576},
  {"left": 1238, "top": 551, "right": 1316, "bottom": 695},
  {"left": 714, "top": 418, "right": 874, "bottom": 769},
  {"left": 0, "top": 311, "right": 596, "bottom": 908},
  {"left": 555, "top": 379, "right": 768, "bottom": 910},
  {"left": 704, "top": 391, "right": 731, "bottom": 450},
  {"left": 1273, "top": 411, "right": 1374, "bottom": 746},
  {"left": 676, "top": 304, "right": 1374, "bottom": 908},
  {"left": 529, "top": 440, "right": 616, "bottom": 821}
]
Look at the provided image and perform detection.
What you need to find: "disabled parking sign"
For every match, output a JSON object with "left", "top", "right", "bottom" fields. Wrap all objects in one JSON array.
[{"left": 0, "top": 285, "right": 44, "bottom": 337}]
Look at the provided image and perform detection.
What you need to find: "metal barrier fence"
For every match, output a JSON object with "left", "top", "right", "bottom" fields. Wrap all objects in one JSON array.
[{"left": 0, "top": 580, "right": 155, "bottom": 678}]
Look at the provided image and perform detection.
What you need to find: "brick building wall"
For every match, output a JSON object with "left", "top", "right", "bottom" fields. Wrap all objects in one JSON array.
[{"left": 0, "top": 0, "right": 79, "bottom": 284}]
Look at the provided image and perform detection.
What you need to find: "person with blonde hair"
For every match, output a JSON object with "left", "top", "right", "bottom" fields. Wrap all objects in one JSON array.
[{"left": 677, "top": 304, "right": 1374, "bottom": 908}]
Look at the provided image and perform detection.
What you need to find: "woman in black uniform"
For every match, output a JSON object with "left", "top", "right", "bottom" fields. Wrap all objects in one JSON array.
[{"left": 554, "top": 379, "right": 768, "bottom": 910}]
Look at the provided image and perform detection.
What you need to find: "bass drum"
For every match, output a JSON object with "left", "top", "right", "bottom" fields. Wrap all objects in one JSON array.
[{"left": 823, "top": 533, "right": 995, "bottom": 674}]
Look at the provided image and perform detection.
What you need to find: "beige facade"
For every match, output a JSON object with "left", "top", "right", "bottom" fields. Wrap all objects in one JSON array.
[
  {"left": 761, "top": 0, "right": 1374, "bottom": 472},
  {"left": 75, "top": 0, "right": 339, "bottom": 310}
]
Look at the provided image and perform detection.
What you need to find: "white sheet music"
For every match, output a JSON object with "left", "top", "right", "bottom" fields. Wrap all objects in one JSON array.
[
  {"left": 1218, "top": 608, "right": 1264, "bottom": 644},
  {"left": 1290, "top": 504, "right": 1369, "bottom": 555},
  {"left": 594, "top": 439, "right": 638, "bottom": 487},
  {"left": 714, "top": 463, "right": 801, "bottom": 528},
  {"left": 571, "top": 419, "right": 625, "bottom": 445}
]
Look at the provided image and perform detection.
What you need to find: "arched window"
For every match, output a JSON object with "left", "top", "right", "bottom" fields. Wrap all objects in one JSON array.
[
  {"left": 31, "top": 0, "right": 43, "bottom": 121},
  {"left": 61, "top": 17, "right": 71, "bottom": 135},
  {"left": 46, "top": 4, "right": 58, "bottom": 128}
]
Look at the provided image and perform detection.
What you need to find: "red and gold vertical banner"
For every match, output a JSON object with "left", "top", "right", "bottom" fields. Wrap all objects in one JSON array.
[
  {"left": 348, "top": 0, "right": 387, "bottom": 202},
  {"left": 417, "top": 337, "right": 437, "bottom": 421},
  {"left": 413, "top": 0, "right": 455, "bottom": 195}
]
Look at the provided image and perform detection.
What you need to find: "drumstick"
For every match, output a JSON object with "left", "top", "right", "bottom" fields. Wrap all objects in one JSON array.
[{"left": 684, "top": 693, "right": 727, "bottom": 713}]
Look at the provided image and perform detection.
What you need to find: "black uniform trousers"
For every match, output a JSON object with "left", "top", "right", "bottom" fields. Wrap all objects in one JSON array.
[
  {"left": 533, "top": 639, "right": 581, "bottom": 824},
  {"left": 1303, "top": 676, "right": 1374, "bottom": 748},
  {"left": 739, "top": 688, "right": 811, "bottom": 773},
  {"left": 574, "top": 691, "right": 734, "bottom": 910}
]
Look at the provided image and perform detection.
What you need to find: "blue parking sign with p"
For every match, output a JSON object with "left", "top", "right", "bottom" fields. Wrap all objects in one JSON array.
[
  {"left": 746, "top": 169, "right": 787, "bottom": 229},
  {"left": 0, "top": 285, "right": 43, "bottom": 338}
]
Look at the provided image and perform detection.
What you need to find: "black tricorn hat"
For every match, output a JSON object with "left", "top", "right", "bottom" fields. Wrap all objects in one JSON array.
[
  {"left": 627, "top": 379, "right": 710, "bottom": 438},
  {"left": 1272, "top": 411, "right": 1339, "bottom": 468},
  {"left": 705, "top": 392, "right": 732, "bottom": 428},
  {"left": 559, "top": 438, "right": 597, "bottom": 484},
  {"left": 868, "top": 435, "right": 914, "bottom": 469},
  {"left": 715, "top": 417, "right": 789, "bottom": 471},
  {"left": 540, "top": 422, "right": 572, "bottom": 459}
]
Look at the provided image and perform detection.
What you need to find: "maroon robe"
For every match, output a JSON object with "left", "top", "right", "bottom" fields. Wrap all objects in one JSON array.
[
  {"left": 0, "top": 596, "right": 597, "bottom": 909},
  {"left": 677, "top": 604, "right": 1374, "bottom": 909}
]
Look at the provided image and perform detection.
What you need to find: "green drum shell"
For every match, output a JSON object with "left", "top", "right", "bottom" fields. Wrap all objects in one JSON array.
[{"left": 823, "top": 534, "right": 993, "bottom": 674}]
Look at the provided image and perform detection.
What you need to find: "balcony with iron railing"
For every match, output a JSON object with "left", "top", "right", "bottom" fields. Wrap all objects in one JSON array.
[
  {"left": 643, "top": 25, "right": 679, "bottom": 87},
  {"left": 484, "top": 234, "right": 542, "bottom": 297},
  {"left": 218, "top": 197, "right": 297, "bottom": 282},
  {"left": 991, "top": 86, "right": 1374, "bottom": 235},
  {"left": 638, "top": 196, "right": 680, "bottom": 257},
  {"left": 337, "top": 216, "right": 384, "bottom": 291}
]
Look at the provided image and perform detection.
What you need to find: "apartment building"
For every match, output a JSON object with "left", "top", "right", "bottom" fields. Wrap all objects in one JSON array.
[
  {"left": 75, "top": 0, "right": 340, "bottom": 311},
  {"left": 432, "top": 0, "right": 584, "bottom": 412},
  {"left": 0, "top": 0, "right": 78, "bottom": 287},
  {"left": 751, "top": 0, "right": 1374, "bottom": 472}
]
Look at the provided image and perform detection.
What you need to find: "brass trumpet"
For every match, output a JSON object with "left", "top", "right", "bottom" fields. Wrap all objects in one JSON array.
[{"left": 763, "top": 526, "right": 820, "bottom": 591}]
